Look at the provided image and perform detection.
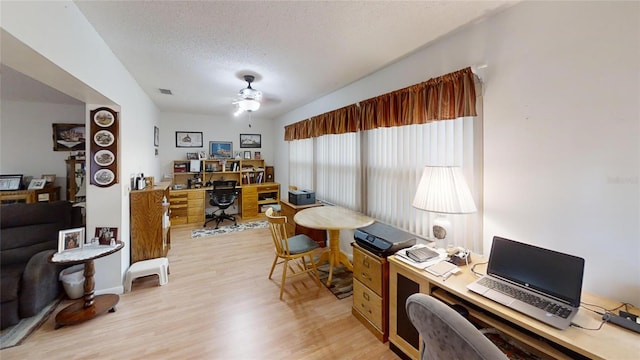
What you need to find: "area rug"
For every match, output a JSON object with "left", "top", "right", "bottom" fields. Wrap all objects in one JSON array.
[
  {"left": 191, "top": 220, "right": 269, "bottom": 238},
  {"left": 0, "top": 297, "right": 61, "bottom": 349},
  {"left": 317, "top": 263, "right": 353, "bottom": 299}
]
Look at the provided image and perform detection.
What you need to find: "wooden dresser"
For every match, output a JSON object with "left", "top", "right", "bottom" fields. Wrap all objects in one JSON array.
[
  {"left": 352, "top": 243, "right": 389, "bottom": 342},
  {"left": 130, "top": 183, "right": 171, "bottom": 263}
]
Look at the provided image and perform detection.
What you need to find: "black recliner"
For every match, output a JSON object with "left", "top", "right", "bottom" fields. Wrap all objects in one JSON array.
[{"left": 204, "top": 180, "right": 239, "bottom": 229}]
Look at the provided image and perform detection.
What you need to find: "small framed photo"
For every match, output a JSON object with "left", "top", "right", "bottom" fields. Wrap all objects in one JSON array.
[
  {"left": 244, "top": 151, "right": 251, "bottom": 159},
  {"left": 240, "top": 134, "right": 261, "bottom": 148},
  {"left": 52, "top": 123, "right": 86, "bottom": 151},
  {"left": 154, "top": 126, "right": 159, "bottom": 147},
  {"left": 176, "top": 131, "right": 203, "bottom": 148},
  {"left": 42, "top": 174, "right": 57, "bottom": 183},
  {"left": 28, "top": 178, "right": 47, "bottom": 190},
  {"left": 186, "top": 152, "right": 199, "bottom": 160},
  {"left": 198, "top": 151, "right": 207, "bottom": 160},
  {"left": 210, "top": 141, "right": 233, "bottom": 159},
  {"left": 253, "top": 151, "right": 261, "bottom": 160},
  {"left": 59, "top": 228, "right": 85, "bottom": 252},
  {"left": 0, "top": 174, "right": 23, "bottom": 191},
  {"left": 95, "top": 227, "right": 118, "bottom": 246}
]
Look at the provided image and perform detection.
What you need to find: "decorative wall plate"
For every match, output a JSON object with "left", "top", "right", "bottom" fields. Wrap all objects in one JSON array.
[
  {"left": 93, "top": 110, "right": 115, "bottom": 127},
  {"left": 94, "top": 130, "right": 114, "bottom": 147},
  {"left": 94, "top": 169, "right": 115, "bottom": 185},
  {"left": 94, "top": 150, "right": 115, "bottom": 166}
]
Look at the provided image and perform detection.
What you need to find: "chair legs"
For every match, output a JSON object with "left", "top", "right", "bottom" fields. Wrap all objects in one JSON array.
[
  {"left": 203, "top": 210, "right": 237, "bottom": 229},
  {"left": 272, "top": 253, "right": 322, "bottom": 300}
]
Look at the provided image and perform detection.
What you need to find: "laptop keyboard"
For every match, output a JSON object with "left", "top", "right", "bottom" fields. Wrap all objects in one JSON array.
[{"left": 478, "top": 277, "right": 572, "bottom": 318}]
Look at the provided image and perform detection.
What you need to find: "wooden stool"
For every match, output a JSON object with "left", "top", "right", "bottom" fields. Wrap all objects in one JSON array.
[{"left": 124, "top": 257, "right": 169, "bottom": 292}]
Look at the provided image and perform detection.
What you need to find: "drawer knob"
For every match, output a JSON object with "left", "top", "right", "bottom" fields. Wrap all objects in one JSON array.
[
  {"left": 363, "top": 259, "right": 370, "bottom": 268},
  {"left": 363, "top": 292, "right": 370, "bottom": 301},
  {"left": 361, "top": 272, "right": 371, "bottom": 280}
]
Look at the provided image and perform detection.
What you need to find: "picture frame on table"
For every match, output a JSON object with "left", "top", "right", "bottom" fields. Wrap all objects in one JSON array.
[
  {"left": 0, "top": 174, "right": 24, "bottom": 191},
  {"left": 175, "top": 131, "right": 203, "bottom": 148},
  {"left": 253, "top": 151, "right": 261, "bottom": 160},
  {"left": 209, "top": 141, "right": 233, "bottom": 159},
  {"left": 95, "top": 227, "right": 118, "bottom": 246},
  {"left": 28, "top": 178, "right": 47, "bottom": 190},
  {"left": 52, "top": 123, "right": 86, "bottom": 151},
  {"left": 239, "top": 134, "right": 261, "bottom": 148},
  {"left": 186, "top": 152, "right": 199, "bottom": 160},
  {"left": 58, "top": 227, "right": 85, "bottom": 252},
  {"left": 244, "top": 151, "right": 251, "bottom": 159},
  {"left": 42, "top": 174, "right": 57, "bottom": 183}
]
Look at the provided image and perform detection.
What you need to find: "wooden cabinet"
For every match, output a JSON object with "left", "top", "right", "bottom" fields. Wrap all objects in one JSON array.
[
  {"left": 65, "top": 158, "right": 86, "bottom": 202},
  {"left": 0, "top": 186, "right": 61, "bottom": 204},
  {"left": 130, "top": 183, "right": 171, "bottom": 264},
  {"left": 280, "top": 200, "right": 326, "bottom": 247},
  {"left": 352, "top": 244, "right": 389, "bottom": 342},
  {"left": 241, "top": 183, "right": 280, "bottom": 219}
]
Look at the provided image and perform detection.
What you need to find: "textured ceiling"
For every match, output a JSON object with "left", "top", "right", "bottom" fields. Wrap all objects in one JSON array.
[{"left": 74, "top": 1, "right": 515, "bottom": 119}]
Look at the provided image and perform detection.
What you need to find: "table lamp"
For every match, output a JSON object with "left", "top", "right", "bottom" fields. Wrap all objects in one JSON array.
[{"left": 412, "top": 166, "right": 477, "bottom": 249}]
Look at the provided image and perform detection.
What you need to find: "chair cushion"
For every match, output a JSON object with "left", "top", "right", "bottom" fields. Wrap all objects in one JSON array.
[{"left": 284, "top": 234, "right": 318, "bottom": 254}]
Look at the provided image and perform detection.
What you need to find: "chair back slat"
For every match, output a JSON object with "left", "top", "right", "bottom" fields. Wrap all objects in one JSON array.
[{"left": 265, "top": 207, "right": 291, "bottom": 255}]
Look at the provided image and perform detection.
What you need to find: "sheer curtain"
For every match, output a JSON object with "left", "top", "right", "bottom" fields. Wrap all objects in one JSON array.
[
  {"left": 288, "top": 138, "right": 314, "bottom": 190},
  {"left": 316, "top": 132, "right": 360, "bottom": 210}
]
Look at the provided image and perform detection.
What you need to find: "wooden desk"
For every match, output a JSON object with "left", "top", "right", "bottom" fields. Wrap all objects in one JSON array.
[
  {"left": 0, "top": 186, "right": 61, "bottom": 204},
  {"left": 294, "top": 206, "right": 374, "bottom": 285},
  {"left": 388, "top": 255, "right": 640, "bottom": 360},
  {"left": 49, "top": 242, "right": 124, "bottom": 329}
]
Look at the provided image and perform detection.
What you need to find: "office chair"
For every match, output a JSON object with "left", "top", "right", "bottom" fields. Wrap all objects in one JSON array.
[
  {"left": 265, "top": 207, "right": 321, "bottom": 299},
  {"left": 203, "top": 180, "right": 238, "bottom": 229},
  {"left": 406, "top": 293, "right": 509, "bottom": 360}
]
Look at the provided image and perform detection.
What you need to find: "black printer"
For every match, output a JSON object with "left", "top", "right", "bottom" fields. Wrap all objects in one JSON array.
[{"left": 354, "top": 222, "right": 416, "bottom": 257}]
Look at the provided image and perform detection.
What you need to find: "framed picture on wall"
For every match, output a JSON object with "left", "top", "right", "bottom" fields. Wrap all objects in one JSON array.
[
  {"left": 175, "top": 131, "right": 203, "bottom": 148},
  {"left": 154, "top": 126, "right": 159, "bottom": 147},
  {"left": 239, "top": 134, "right": 261, "bottom": 148},
  {"left": 52, "top": 123, "right": 86, "bottom": 151},
  {"left": 209, "top": 141, "right": 233, "bottom": 159}
]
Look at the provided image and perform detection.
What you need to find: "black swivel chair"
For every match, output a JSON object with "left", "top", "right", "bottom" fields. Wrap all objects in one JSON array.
[{"left": 204, "top": 180, "right": 239, "bottom": 229}]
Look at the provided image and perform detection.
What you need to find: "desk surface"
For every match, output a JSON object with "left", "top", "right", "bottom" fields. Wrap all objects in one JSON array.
[
  {"left": 389, "top": 255, "right": 640, "bottom": 360},
  {"left": 293, "top": 205, "right": 374, "bottom": 230}
]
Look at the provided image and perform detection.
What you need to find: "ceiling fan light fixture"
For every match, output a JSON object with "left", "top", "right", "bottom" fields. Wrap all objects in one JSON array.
[{"left": 237, "top": 98, "right": 261, "bottom": 112}]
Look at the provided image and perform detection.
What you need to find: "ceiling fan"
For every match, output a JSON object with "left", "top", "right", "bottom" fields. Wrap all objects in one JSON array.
[{"left": 233, "top": 75, "right": 263, "bottom": 116}]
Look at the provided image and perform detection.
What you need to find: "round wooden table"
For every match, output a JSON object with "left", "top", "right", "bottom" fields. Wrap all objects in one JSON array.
[
  {"left": 49, "top": 242, "right": 124, "bottom": 329},
  {"left": 294, "top": 206, "right": 374, "bottom": 285}
]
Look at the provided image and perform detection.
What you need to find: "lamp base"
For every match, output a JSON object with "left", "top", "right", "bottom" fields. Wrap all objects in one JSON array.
[{"left": 432, "top": 215, "right": 451, "bottom": 250}]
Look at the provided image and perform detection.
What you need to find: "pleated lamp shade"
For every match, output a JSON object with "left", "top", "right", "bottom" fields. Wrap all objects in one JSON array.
[{"left": 412, "top": 166, "right": 477, "bottom": 214}]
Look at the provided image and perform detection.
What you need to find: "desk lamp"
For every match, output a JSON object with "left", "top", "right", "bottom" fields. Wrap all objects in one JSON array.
[{"left": 412, "top": 166, "right": 477, "bottom": 249}]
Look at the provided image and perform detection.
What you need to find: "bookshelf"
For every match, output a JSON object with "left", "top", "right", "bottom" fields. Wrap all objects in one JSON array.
[{"left": 172, "top": 158, "right": 266, "bottom": 188}]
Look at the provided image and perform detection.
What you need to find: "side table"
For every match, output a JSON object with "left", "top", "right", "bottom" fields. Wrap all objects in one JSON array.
[{"left": 49, "top": 242, "right": 124, "bottom": 329}]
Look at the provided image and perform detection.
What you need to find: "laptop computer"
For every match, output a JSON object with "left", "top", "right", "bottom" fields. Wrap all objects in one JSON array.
[{"left": 467, "top": 236, "right": 585, "bottom": 330}]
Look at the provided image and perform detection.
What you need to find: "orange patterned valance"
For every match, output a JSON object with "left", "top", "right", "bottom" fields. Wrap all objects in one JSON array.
[{"left": 284, "top": 67, "right": 477, "bottom": 141}]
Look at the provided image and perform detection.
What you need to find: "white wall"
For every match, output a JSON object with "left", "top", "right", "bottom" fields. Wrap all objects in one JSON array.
[
  {"left": 0, "top": 99, "right": 85, "bottom": 194},
  {"left": 159, "top": 112, "right": 277, "bottom": 180},
  {"left": 276, "top": 1, "right": 640, "bottom": 305},
  {"left": 1, "top": 1, "right": 161, "bottom": 292}
]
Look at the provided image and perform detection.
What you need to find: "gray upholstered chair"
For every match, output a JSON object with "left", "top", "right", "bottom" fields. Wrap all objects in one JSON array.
[{"left": 406, "top": 293, "right": 509, "bottom": 360}]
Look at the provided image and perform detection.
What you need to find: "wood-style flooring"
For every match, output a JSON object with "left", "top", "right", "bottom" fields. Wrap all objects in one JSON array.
[{"left": 0, "top": 220, "right": 400, "bottom": 359}]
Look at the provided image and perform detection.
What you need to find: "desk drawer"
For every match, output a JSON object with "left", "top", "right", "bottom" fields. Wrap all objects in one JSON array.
[
  {"left": 353, "top": 247, "right": 383, "bottom": 294},
  {"left": 259, "top": 184, "right": 279, "bottom": 192},
  {"left": 188, "top": 190, "right": 205, "bottom": 200},
  {"left": 353, "top": 279, "right": 383, "bottom": 330}
]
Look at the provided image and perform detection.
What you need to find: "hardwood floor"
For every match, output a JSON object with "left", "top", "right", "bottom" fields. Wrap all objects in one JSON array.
[{"left": 1, "top": 220, "right": 400, "bottom": 359}]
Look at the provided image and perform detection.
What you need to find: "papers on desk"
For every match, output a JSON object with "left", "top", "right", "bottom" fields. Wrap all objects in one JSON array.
[{"left": 395, "top": 244, "right": 459, "bottom": 278}]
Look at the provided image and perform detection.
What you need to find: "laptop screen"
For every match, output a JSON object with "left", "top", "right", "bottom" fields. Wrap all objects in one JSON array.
[{"left": 487, "top": 236, "right": 585, "bottom": 307}]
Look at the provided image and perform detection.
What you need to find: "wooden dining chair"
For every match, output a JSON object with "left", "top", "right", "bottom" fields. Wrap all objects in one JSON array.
[{"left": 265, "top": 207, "right": 321, "bottom": 299}]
